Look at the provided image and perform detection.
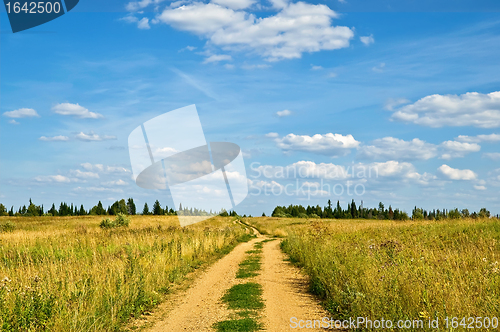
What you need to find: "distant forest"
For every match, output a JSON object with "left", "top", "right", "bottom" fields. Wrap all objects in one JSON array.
[
  {"left": 0, "top": 198, "right": 495, "bottom": 220},
  {"left": 271, "top": 199, "right": 494, "bottom": 220}
]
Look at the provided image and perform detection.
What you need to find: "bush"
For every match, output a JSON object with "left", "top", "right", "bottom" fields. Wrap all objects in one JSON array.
[
  {"left": 100, "top": 213, "right": 130, "bottom": 229},
  {"left": 0, "top": 220, "right": 15, "bottom": 232}
]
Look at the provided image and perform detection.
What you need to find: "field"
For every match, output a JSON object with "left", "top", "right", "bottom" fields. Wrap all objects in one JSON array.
[
  {"left": 247, "top": 217, "right": 500, "bottom": 328},
  {"left": 1, "top": 215, "right": 499, "bottom": 331},
  {"left": 0, "top": 215, "right": 251, "bottom": 331}
]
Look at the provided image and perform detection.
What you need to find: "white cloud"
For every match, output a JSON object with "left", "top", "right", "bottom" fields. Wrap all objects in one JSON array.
[
  {"left": 391, "top": 91, "right": 500, "bottom": 128},
  {"left": 52, "top": 103, "right": 103, "bottom": 119},
  {"left": 39, "top": 135, "right": 70, "bottom": 142},
  {"left": 276, "top": 109, "right": 291, "bottom": 117},
  {"left": 35, "top": 175, "right": 71, "bottom": 183},
  {"left": 76, "top": 132, "right": 117, "bottom": 141},
  {"left": 155, "top": 2, "right": 354, "bottom": 61},
  {"left": 126, "top": 0, "right": 166, "bottom": 11},
  {"left": 138, "top": 17, "right": 151, "bottom": 29},
  {"left": 106, "top": 166, "right": 131, "bottom": 173},
  {"left": 474, "top": 185, "right": 487, "bottom": 190},
  {"left": 102, "top": 179, "right": 128, "bottom": 186},
  {"left": 265, "top": 132, "right": 279, "bottom": 138},
  {"left": 241, "top": 64, "right": 270, "bottom": 70},
  {"left": 275, "top": 133, "right": 359, "bottom": 156},
  {"left": 358, "top": 137, "right": 437, "bottom": 161},
  {"left": 483, "top": 152, "right": 500, "bottom": 160},
  {"left": 80, "top": 163, "right": 129, "bottom": 173},
  {"left": 179, "top": 45, "right": 197, "bottom": 52},
  {"left": 3, "top": 108, "right": 39, "bottom": 118},
  {"left": 439, "top": 140, "right": 480, "bottom": 159},
  {"left": 438, "top": 164, "right": 477, "bottom": 180},
  {"left": 372, "top": 62, "right": 385, "bottom": 73},
  {"left": 8, "top": 120, "right": 19, "bottom": 125},
  {"left": 120, "top": 15, "right": 139, "bottom": 23},
  {"left": 211, "top": 0, "right": 256, "bottom": 10},
  {"left": 311, "top": 65, "right": 323, "bottom": 70},
  {"left": 71, "top": 169, "right": 99, "bottom": 179},
  {"left": 224, "top": 63, "right": 235, "bottom": 69},
  {"left": 456, "top": 133, "right": 500, "bottom": 143},
  {"left": 203, "top": 54, "right": 232, "bottom": 63},
  {"left": 384, "top": 98, "right": 410, "bottom": 111},
  {"left": 360, "top": 34, "right": 374, "bottom": 46}
]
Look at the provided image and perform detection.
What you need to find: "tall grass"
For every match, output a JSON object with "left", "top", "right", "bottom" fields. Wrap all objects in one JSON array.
[
  {"left": 0, "top": 215, "right": 248, "bottom": 331},
  {"left": 278, "top": 218, "right": 500, "bottom": 326}
]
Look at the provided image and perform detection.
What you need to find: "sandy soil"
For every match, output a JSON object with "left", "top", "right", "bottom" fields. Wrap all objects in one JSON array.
[
  {"left": 257, "top": 239, "right": 330, "bottom": 331},
  {"left": 144, "top": 224, "right": 331, "bottom": 331},
  {"left": 145, "top": 236, "right": 260, "bottom": 332}
]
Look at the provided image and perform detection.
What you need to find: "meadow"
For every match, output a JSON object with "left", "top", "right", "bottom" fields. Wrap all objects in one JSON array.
[
  {"left": 0, "top": 215, "right": 251, "bottom": 331},
  {"left": 247, "top": 217, "right": 500, "bottom": 329}
]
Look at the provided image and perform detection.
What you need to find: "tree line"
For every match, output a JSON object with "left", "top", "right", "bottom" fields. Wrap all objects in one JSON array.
[
  {"left": 270, "top": 199, "right": 494, "bottom": 220},
  {"left": 0, "top": 199, "right": 231, "bottom": 217},
  {"left": 0, "top": 198, "right": 495, "bottom": 220}
]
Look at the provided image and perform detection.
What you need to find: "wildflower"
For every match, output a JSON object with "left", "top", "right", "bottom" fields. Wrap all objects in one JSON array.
[{"left": 482, "top": 258, "right": 487, "bottom": 262}]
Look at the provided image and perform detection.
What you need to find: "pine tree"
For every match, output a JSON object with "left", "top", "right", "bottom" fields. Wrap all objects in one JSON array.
[
  {"left": 153, "top": 200, "right": 162, "bottom": 215},
  {"left": 127, "top": 198, "right": 136, "bottom": 215},
  {"left": 142, "top": 202, "right": 150, "bottom": 215}
]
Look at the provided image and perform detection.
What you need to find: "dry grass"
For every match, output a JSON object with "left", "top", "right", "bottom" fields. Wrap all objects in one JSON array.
[
  {"left": 248, "top": 217, "right": 500, "bottom": 326},
  {"left": 0, "top": 215, "right": 249, "bottom": 331}
]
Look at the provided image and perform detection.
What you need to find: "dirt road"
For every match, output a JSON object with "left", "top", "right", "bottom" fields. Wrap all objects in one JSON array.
[{"left": 144, "top": 226, "right": 329, "bottom": 331}]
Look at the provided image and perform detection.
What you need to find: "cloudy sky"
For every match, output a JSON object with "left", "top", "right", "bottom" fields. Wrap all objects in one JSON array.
[{"left": 1, "top": 0, "right": 500, "bottom": 215}]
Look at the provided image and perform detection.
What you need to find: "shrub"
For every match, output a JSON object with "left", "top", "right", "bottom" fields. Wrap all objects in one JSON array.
[
  {"left": 99, "top": 213, "right": 130, "bottom": 229},
  {"left": 0, "top": 220, "right": 15, "bottom": 232},
  {"left": 115, "top": 213, "right": 130, "bottom": 227}
]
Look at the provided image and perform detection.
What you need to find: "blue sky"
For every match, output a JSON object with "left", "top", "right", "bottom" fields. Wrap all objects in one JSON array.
[{"left": 1, "top": 0, "right": 500, "bottom": 215}]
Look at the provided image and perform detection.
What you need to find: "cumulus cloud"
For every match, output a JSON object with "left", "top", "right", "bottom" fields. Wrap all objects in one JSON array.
[
  {"left": 3, "top": 108, "right": 39, "bottom": 118},
  {"left": 34, "top": 175, "right": 71, "bottom": 183},
  {"left": 275, "top": 133, "right": 360, "bottom": 156},
  {"left": 439, "top": 141, "right": 481, "bottom": 159},
  {"left": 76, "top": 132, "right": 116, "bottom": 141},
  {"left": 102, "top": 179, "right": 128, "bottom": 186},
  {"left": 358, "top": 137, "right": 437, "bottom": 161},
  {"left": 211, "top": 0, "right": 256, "bottom": 10},
  {"left": 71, "top": 169, "right": 100, "bottom": 179},
  {"left": 265, "top": 132, "right": 279, "bottom": 138},
  {"left": 391, "top": 91, "right": 500, "bottom": 128},
  {"left": 8, "top": 120, "right": 20, "bottom": 125},
  {"left": 154, "top": 1, "right": 354, "bottom": 61},
  {"left": 52, "top": 103, "right": 103, "bottom": 119},
  {"left": 384, "top": 98, "right": 410, "bottom": 111},
  {"left": 276, "top": 109, "right": 291, "bottom": 117},
  {"left": 137, "top": 17, "right": 151, "bottom": 29},
  {"left": 126, "top": 0, "right": 166, "bottom": 12},
  {"left": 358, "top": 137, "right": 481, "bottom": 161},
  {"left": 360, "top": 34, "right": 374, "bottom": 46},
  {"left": 474, "top": 185, "right": 487, "bottom": 190},
  {"left": 203, "top": 54, "right": 232, "bottom": 63},
  {"left": 438, "top": 164, "right": 477, "bottom": 180},
  {"left": 456, "top": 133, "right": 500, "bottom": 143},
  {"left": 39, "top": 135, "right": 70, "bottom": 142},
  {"left": 483, "top": 152, "right": 500, "bottom": 160}
]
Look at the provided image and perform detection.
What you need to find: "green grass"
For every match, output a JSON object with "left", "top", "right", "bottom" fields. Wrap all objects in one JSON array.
[
  {"left": 0, "top": 215, "right": 249, "bottom": 331},
  {"left": 277, "top": 218, "right": 500, "bottom": 324},
  {"left": 222, "top": 282, "right": 264, "bottom": 310},
  {"left": 213, "top": 318, "right": 262, "bottom": 332},
  {"left": 214, "top": 241, "right": 267, "bottom": 332}
]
